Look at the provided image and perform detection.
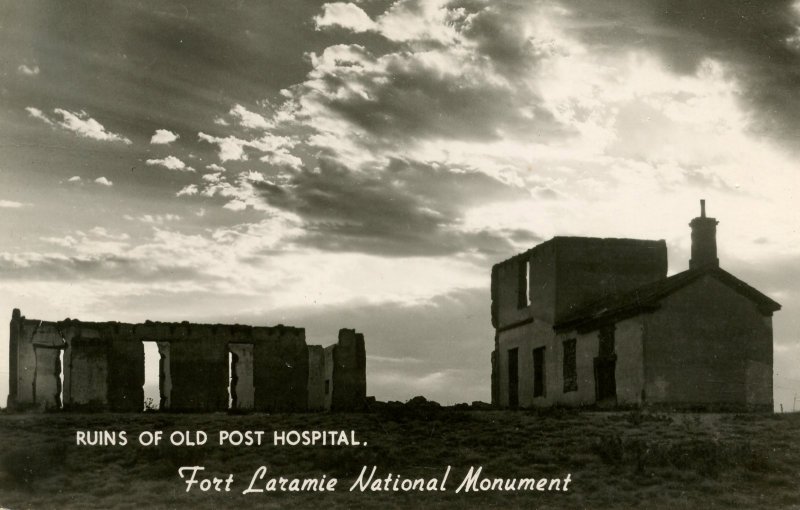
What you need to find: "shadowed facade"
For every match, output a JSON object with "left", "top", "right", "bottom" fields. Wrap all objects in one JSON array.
[
  {"left": 491, "top": 202, "right": 780, "bottom": 411},
  {"left": 7, "top": 316, "right": 366, "bottom": 412}
]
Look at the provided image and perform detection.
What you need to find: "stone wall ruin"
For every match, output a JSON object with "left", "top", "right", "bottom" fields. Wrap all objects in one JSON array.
[{"left": 6, "top": 309, "right": 367, "bottom": 412}]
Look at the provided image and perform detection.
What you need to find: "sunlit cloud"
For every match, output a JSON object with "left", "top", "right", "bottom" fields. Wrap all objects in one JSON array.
[
  {"left": 26, "top": 107, "right": 132, "bottom": 144},
  {"left": 145, "top": 155, "right": 195, "bottom": 172},
  {"left": 150, "top": 129, "right": 179, "bottom": 144}
]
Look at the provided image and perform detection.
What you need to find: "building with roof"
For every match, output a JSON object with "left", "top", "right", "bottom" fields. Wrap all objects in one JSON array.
[{"left": 490, "top": 201, "right": 781, "bottom": 411}]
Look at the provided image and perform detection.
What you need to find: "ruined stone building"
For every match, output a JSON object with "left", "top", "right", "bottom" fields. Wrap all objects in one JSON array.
[
  {"left": 490, "top": 202, "right": 780, "bottom": 411},
  {"left": 7, "top": 313, "right": 366, "bottom": 412}
]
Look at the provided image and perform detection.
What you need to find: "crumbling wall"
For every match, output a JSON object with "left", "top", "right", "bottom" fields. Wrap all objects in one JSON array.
[
  {"left": 307, "top": 345, "right": 326, "bottom": 411},
  {"left": 331, "top": 329, "right": 366, "bottom": 411},
  {"left": 157, "top": 341, "right": 171, "bottom": 409},
  {"left": 10, "top": 315, "right": 65, "bottom": 409},
  {"left": 33, "top": 346, "right": 61, "bottom": 410},
  {"left": 108, "top": 333, "right": 144, "bottom": 412},
  {"left": 253, "top": 327, "right": 308, "bottom": 412},
  {"left": 66, "top": 336, "right": 108, "bottom": 408},
  {"left": 228, "top": 343, "right": 254, "bottom": 410},
  {"left": 7, "top": 309, "right": 365, "bottom": 413},
  {"left": 167, "top": 326, "right": 229, "bottom": 412},
  {"left": 324, "top": 345, "right": 334, "bottom": 410}
]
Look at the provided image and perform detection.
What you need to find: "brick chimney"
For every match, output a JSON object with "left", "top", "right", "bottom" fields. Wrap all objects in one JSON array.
[{"left": 689, "top": 199, "right": 719, "bottom": 269}]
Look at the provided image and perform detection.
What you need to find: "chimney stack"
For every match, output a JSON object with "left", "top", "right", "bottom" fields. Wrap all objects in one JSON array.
[{"left": 689, "top": 199, "right": 719, "bottom": 269}]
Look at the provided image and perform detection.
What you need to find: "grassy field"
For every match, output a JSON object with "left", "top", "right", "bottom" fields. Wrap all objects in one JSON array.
[{"left": 0, "top": 407, "right": 799, "bottom": 509}]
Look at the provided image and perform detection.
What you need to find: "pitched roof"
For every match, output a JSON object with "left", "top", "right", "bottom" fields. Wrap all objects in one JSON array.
[{"left": 554, "top": 265, "right": 781, "bottom": 333}]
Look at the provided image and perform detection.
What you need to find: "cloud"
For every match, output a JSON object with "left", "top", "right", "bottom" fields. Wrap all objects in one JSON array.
[
  {"left": 67, "top": 176, "right": 82, "bottom": 183},
  {"left": 198, "top": 132, "right": 301, "bottom": 167},
  {"left": 145, "top": 156, "right": 195, "bottom": 171},
  {"left": 229, "top": 104, "right": 271, "bottom": 129},
  {"left": 202, "top": 172, "right": 223, "bottom": 183},
  {"left": 17, "top": 64, "right": 40, "bottom": 76},
  {"left": 150, "top": 129, "right": 179, "bottom": 144},
  {"left": 94, "top": 177, "right": 113, "bottom": 186},
  {"left": 0, "top": 200, "right": 25, "bottom": 208},
  {"left": 26, "top": 107, "right": 132, "bottom": 144},
  {"left": 124, "top": 214, "right": 181, "bottom": 225},
  {"left": 314, "top": 2, "right": 377, "bottom": 32},
  {"left": 206, "top": 163, "right": 226, "bottom": 172},
  {"left": 555, "top": 0, "right": 800, "bottom": 147},
  {"left": 293, "top": 42, "right": 564, "bottom": 145},
  {"left": 25, "top": 107, "right": 53, "bottom": 125},
  {"left": 200, "top": 156, "right": 533, "bottom": 256},
  {"left": 198, "top": 133, "right": 248, "bottom": 161},
  {"left": 176, "top": 184, "right": 198, "bottom": 197}
]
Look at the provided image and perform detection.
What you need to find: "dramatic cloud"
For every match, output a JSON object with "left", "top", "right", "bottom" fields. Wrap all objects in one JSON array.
[
  {"left": 2, "top": 0, "right": 799, "bottom": 408},
  {"left": 555, "top": 0, "right": 800, "bottom": 145},
  {"left": 145, "top": 156, "right": 195, "bottom": 172},
  {"left": 150, "top": 129, "right": 179, "bottom": 144}
]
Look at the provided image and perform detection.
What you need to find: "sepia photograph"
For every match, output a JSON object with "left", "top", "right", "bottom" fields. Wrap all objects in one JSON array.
[{"left": 0, "top": 1, "right": 799, "bottom": 508}]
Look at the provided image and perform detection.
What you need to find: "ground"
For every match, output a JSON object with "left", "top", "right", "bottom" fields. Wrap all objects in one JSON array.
[{"left": 0, "top": 408, "right": 799, "bottom": 509}]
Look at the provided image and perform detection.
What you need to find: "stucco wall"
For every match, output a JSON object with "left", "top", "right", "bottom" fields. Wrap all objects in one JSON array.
[
  {"left": 9, "top": 310, "right": 365, "bottom": 413},
  {"left": 253, "top": 327, "right": 309, "bottom": 412},
  {"left": 15, "top": 320, "right": 65, "bottom": 406},
  {"left": 642, "top": 275, "right": 773, "bottom": 409},
  {"left": 157, "top": 341, "right": 171, "bottom": 409},
  {"left": 107, "top": 337, "right": 144, "bottom": 412},
  {"left": 324, "top": 345, "right": 334, "bottom": 410},
  {"left": 33, "top": 347, "right": 61, "bottom": 410},
  {"left": 66, "top": 336, "right": 108, "bottom": 408},
  {"left": 556, "top": 316, "right": 644, "bottom": 407},
  {"left": 554, "top": 329, "right": 600, "bottom": 406},
  {"left": 307, "top": 345, "right": 326, "bottom": 411},
  {"left": 496, "top": 320, "right": 549, "bottom": 408},
  {"left": 169, "top": 333, "right": 228, "bottom": 412},
  {"left": 331, "top": 329, "right": 367, "bottom": 411},
  {"left": 228, "top": 343, "right": 255, "bottom": 410},
  {"left": 552, "top": 238, "right": 667, "bottom": 322}
]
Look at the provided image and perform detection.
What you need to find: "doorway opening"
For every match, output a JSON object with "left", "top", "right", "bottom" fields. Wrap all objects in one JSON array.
[
  {"left": 228, "top": 350, "right": 238, "bottom": 409},
  {"left": 58, "top": 348, "right": 64, "bottom": 409},
  {"left": 142, "top": 341, "right": 160, "bottom": 411},
  {"left": 508, "top": 347, "right": 519, "bottom": 408},
  {"left": 228, "top": 343, "right": 255, "bottom": 410},
  {"left": 533, "top": 346, "right": 545, "bottom": 398}
]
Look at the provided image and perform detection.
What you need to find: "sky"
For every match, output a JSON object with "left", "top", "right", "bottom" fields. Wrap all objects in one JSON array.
[{"left": 0, "top": 0, "right": 798, "bottom": 408}]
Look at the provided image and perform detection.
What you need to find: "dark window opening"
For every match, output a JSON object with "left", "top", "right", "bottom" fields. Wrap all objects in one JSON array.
[
  {"left": 508, "top": 348, "right": 519, "bottom": 408},
  {"left": 324, "top": 379, "right": 330, "bottom": 395},
  {"left": 517, "top": 258, "right": 531, "bottom": 308},
  {"left": 533, "top": 347, "right": 545, "bottom": 397},
  {"left": 599, "top": 324, "right": 615, "bottom": 357},
  {"left": 594, "top": 324, "right": 617, "bottom": 402},
  {"left": 563, "top": 339, "right": 577, "bottom": 393}
]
